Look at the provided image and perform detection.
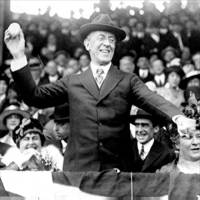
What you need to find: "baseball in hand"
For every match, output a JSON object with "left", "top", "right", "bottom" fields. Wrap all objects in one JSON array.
[{"left": 7, "top": 22, "right": 21, "bottom": 38}]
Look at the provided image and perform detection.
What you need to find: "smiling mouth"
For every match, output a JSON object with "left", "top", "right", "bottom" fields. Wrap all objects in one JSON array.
[
  {"left": 100, "top": 50, "right": 110, "bottom": 53},
  {"left": 191, "top": 148, "right": 200, "bottom": 152}
]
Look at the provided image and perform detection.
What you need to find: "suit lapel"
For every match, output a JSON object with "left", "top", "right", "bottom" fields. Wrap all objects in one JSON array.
[
  {"left": 142, "top": 141, "right": 162, "bottom": 171},
  {"left": 99, "top": 65, "right": 124, "bottom": 102},
  {"left": 79, "top": 67, "right": 99, "bottom": 100}
]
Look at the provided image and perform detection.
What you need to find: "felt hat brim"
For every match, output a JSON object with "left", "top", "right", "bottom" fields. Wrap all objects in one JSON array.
[
  {"left": 80, "top": 23, "right": 126, "bottom": 41},
  {"left": 0, "top": 109, "right": 30, "bottom": 129},
  {"left": 129, "top": 109, "right": 155, "bottom": 125}
]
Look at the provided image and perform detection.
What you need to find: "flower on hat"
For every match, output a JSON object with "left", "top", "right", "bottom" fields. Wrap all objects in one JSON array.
[{"left": 15, "top": 118, "right": 31, "bottom": 137}]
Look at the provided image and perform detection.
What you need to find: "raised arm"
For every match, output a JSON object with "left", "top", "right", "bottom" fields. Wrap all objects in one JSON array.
[{"left": 4, "top": 23, "right": 68, "bottom": 108}]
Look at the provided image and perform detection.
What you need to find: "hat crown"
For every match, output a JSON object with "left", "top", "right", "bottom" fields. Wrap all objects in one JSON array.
[
  {"left": 136, "top": 109, "right": 152, "bottom": 118},
  {"left": 91, "top": 14, "right": 115, "bottom": 26},
  {"left": 80, "top": 14, "right": 126, "bottom": 41},
  {"left": 53, "top": 103, "right": 69, "bottom": 122}
]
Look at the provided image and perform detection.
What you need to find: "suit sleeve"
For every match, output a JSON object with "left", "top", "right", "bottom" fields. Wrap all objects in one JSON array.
[
  {"left": 12, "top": 65, "right": 69, "bottom": 108},
  {"left": 130, "top": 74, "right": 183, "bottom": 123}
]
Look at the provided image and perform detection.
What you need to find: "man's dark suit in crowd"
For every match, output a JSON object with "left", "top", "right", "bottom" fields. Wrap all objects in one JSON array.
[{"left": 130, "top": 109, "right": 175, "bottom": 172}]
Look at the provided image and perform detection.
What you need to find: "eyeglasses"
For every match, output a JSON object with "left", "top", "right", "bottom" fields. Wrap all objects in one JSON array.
[{"left": 179, "top": 129, "right": 200, "bottom": 140}]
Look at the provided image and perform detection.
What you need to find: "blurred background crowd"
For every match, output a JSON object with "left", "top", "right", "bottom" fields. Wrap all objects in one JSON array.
[{"left": 0, "top": 0, "right": 200, "bottom": 172}]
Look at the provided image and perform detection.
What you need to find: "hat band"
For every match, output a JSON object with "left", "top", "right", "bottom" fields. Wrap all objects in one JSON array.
[{"left": 22, "top": 128, "right": 42, "bottom": 137}]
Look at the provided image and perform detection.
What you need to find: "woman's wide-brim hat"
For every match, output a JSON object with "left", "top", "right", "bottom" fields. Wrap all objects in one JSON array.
[
  {"left": 180, "top": 70, "right": 200, "bottom": 89},
  {"left": 80, "top": 14, "right": 126, "bottom": 41},
  {"left": 0, "top": 104, "right": 30, "bottom": 129}
]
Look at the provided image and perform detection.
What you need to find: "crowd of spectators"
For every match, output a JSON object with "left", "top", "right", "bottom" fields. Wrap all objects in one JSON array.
[{"left": 0, "top": 1, "right": 200, "bottom": 172}]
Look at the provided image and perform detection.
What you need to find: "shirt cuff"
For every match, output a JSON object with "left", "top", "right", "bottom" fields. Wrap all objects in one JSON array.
[
  {"left": 10, "top": 55, "right": 27, "bottom": 72},
  {"left": 172, "top": 114, "right": 184, "bottom": 123}
]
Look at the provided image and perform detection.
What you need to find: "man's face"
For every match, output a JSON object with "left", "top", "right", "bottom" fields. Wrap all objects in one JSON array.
[
  {"left": 0, "top": 80, "right": 8, "bottom": 95},
  {"left": 45, "top": 61, "right": 58, "bottom": 76},
  {"left": 135, "top": 118, "right": 154, "bottom": 144},
  {"left": 164, "top": 51, "right": 175, "bottom": 62},
  {"left": 119, "top": 56, "right": 135, "bottom": 73},
  {"left": 19, "top": 133, "right": 42, "bottom": 153},
  {"left": 54, "top": 121, "right": 70, "bottom": 140},
  {"left": 179, "top": 129, "right": 200, "bottom": 162},
  {"left": 152, "top": 59, "right": 164, "bottom": 75},
  {"left": 84, "top": 31, "right": 116, "bottom": 65}
]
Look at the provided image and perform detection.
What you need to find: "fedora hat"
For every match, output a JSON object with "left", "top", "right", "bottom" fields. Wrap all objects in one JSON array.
[
  {"left": 0, "top": 102, "right": 30, "bottom": 129},
  {"left": 80, "top": 14, "right": 126, "bottom": 41},
  {"left": 50, "top": 103, "right": 69, "bottom": 123},
  {"left": 130, "top": 109, "right": 156, "bottom": 125}
]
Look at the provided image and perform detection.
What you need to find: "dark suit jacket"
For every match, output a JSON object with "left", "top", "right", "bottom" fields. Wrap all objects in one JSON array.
[
  {"left": 131, "top": 139, "right": 175, "bottom": 172},
  {"left": 142, "top": 33, "right": 169, "bottom": 58},
  {"left": 12, "top": 64, "right": 182, "bottom": 172},
  {"left": 0, "top": 142, "right": 12, "bottom": 168}
]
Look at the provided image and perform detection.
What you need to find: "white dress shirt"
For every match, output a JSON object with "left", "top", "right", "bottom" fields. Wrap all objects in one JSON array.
[
  {"left": 90, "top": 62, "right": 111, "bottom": 84},
  {"left": 154, "top": 73, "right": 165, "bottom": 86},
  {"left": 139, "top": 69, "right": 149, "bottom": 78},
  {"left": 137, "top": 138, "right": 154, "bottom": 160}
]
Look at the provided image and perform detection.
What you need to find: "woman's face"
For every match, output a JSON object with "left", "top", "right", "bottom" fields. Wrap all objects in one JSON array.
[
  {"left": 179, "top": 129, "right": 200, "bottom": 162},
  {"left": 0, "top": 80, "right": 8, "bottom": 95},
  {"left": 167, "top": 72, "right": 181, "bottom": 88},
  {"left": 19, "top": 133, "right": 42, "bottom": 153},
  {"left": 6, "top": 114, "right": 21, "bottom": 131}
]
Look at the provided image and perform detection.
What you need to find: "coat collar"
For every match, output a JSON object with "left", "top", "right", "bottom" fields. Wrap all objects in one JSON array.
[{"left": 142, "top": 140, "right": 162, "bottom": 171}]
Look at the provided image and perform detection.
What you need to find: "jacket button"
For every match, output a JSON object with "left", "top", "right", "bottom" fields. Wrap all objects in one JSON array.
[{"left": 99, "top": 142, "right": 103, "bottom": 147}]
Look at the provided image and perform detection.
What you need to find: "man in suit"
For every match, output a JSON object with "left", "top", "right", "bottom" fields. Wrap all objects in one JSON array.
[
  {"left": 4, "top": 14, "right": 194, "bottom": 172},
  {"left": 130, "top": 109, "right": 175, "bottom": 172}
]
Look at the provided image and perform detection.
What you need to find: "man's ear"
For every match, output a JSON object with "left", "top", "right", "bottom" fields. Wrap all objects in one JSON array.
[
  {"left": 153, "top": 125, "right": 159, "bottom": 133},
  {"left": 84, "top": 38, "right": 90, "bottom": 51}
]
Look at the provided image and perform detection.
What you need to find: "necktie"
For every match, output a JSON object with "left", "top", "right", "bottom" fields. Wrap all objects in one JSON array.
[
  {"left": 95, "top": 68, "right": 104, "bottom": 88},
  {"left": 140, "top": 144, "right": 145, "bottom": 160}
]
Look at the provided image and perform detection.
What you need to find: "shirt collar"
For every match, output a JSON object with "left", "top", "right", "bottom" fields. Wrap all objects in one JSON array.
[
  {"left": 137, "top": 138, "right": 154, "bottom": 156},
  {"left": 90, "top": 62, "right": 111, "bottom": 78}
]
